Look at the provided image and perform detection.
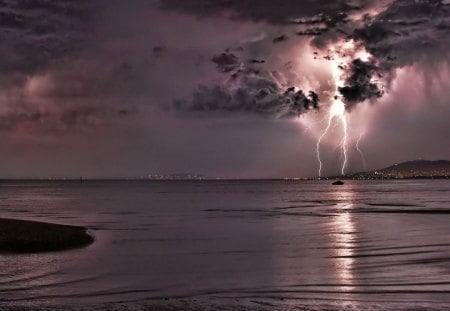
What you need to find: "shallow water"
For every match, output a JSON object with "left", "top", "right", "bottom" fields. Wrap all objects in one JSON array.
[{"left": 0, "top": 180, "right": 449, "bottom": 310}]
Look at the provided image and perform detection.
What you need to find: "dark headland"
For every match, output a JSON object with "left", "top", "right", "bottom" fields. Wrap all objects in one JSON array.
[
  {"left": 0, "top": 218, "right": 93, "bottom": 253},
  {"left": 330, "top": 160, "right": 450, "bottom": 180}
]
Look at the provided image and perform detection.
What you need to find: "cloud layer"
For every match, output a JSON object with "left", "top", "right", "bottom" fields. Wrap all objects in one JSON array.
[{"left": 0, "top": 0, "right": 449, "bottom": 177}]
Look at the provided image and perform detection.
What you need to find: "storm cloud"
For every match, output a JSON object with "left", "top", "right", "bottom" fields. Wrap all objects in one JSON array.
[
  {"left": 158, "top": 0, "right": 371, "bottom": 25},
  {"left": 159, "top": 0, "right": 450, "bottom": 113},
  {"left": 165, "top": 45, "right": 323, "bottom": 118},
  {"left": 0, "top": 0, "right": 91, "bottom": 84},
  {"left": 0, "top": 0, "right": 449, "bottom": 178},
  {"left": 166, "top": 76, "right": 319, "bottom": 118},
  {"left": 337, "top": 0, "right": 450, "bottom": 107},
  {"left": 338, "top": 58, "right": 384, "bottom": 106},
  {"left": 354, "top": 0, "right": 450, "bottom": 66},
  {"left": 0, "top": 0, "right": 108, "bottom": 131}
]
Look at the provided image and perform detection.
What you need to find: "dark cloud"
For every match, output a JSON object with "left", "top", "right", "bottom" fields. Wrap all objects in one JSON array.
[
  {"left": 158, "top": 0, "right": 370, "bottom": 25},
  {"left": 286, "top": 0, "right": 450, "bottom": 110},
  {"left": 0, "top": 1, "right": 147, "bottom": 133},
  {"left": 212, "top": 52, "right": 240, "bottom": 73},
  {"left": 249, "top": 59, "right": 265, "bottom": 64},
  {"left": 338, "top": 58, "right": 384, "bottom": 107},
  {"left": 0, "top": 0, "right": 91, "bottom": 85},
  {"left": 166, "top": 76, "right": 319, "bottom": 118},
  {"left": 354, "top": 0, "right": 450, "bottom": 68},
  {"left": 296, "top": 28, "right": 327, "bottom": 36},
  {"left": 273, "top": 35, "right": 289, "bottom": 44},
  {"left": 320, "top": 0, "right": 450, "bottom": 110},
  {"left": 157, "top": 0, "right": 392, "bottom": 111},
  {"left": 157, "top": 0, "right": 375, "bottom": 53},
  {"left": 252, "top": 0, "right": 450, "bottom": 109},
  {"left": 166, "top": 48, "right": 321, "bottom": 118}
]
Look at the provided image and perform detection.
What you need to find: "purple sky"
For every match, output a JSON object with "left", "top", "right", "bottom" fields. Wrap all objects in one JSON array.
[{"left": 0, "top": 0, "right": 449, "bottom": 178}]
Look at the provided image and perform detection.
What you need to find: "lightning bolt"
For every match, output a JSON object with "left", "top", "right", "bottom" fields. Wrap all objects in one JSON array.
[
  {"left": 316, "top": 115, "right": 333, "bottom": 178},
  {"left": 356, "top": 132, "right": 367, "bottom": 171},
  {"left": 316, "top": 99, "right": 349, "bottom": 177},
  {"left": 313, "top": 40, "right": 373, "bottom": 178},
  {"left": 340, "top": 113, "right": 349, "bottom": 176}
]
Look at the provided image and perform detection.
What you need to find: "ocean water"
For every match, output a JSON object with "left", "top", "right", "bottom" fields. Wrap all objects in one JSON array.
[{"left": 0, "top": 180, "right": 450, "bottom": 310}]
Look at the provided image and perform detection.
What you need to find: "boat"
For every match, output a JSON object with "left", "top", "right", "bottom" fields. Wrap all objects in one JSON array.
[{"left": 332, "top": 180, "right": 345, "bottom": 185}]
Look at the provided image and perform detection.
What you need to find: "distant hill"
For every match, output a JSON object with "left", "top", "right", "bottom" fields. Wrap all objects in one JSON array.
[{"left": 343, "top": 160, "right": 450, "bottom": 179}]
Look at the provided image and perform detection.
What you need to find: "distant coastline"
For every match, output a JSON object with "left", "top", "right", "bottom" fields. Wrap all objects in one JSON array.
[{"left": 0, "top": 160, "right": 448, "bottom": 181}]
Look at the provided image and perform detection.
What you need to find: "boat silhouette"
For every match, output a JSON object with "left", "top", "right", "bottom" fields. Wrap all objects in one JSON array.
[{"left": 332, "top": 180, "right": 345, "bottom": 185}]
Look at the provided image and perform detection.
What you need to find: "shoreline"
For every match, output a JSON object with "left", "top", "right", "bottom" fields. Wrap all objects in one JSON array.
[
  {"left": 0, "top": 218, "right": 94, "bottom": 253},
  {"left": 0, "top": 299, "right": 449, "bottom": 311}
]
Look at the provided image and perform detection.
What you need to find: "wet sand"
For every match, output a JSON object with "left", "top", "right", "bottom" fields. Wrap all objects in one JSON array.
[{"left": 0, "top": 218, "right": 93, "bottom": 253}]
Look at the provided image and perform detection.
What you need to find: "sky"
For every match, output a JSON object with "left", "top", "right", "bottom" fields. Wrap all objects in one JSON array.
[{"left": 0, "top": 0, "right": 449, "bottom": 178}]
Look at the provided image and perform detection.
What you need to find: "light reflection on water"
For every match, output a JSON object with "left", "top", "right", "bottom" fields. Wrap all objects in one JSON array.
[
  {"left": 329, "top": 186, "right": 356, "bottom": 291},
  {"left": 332, "top": 213, "right": 355, "bottom": 289}
]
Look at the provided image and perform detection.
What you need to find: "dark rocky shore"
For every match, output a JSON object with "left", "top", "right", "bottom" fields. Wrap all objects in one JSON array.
[{"left": 0, "top": 218, "right": 93, "bottom": 253}]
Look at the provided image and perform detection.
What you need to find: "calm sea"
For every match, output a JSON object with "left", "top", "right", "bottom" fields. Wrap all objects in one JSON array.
[{"left": 0, "top": 180, "right": 450, "bottom": 310}]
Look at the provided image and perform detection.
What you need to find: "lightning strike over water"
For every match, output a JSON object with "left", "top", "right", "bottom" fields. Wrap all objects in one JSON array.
[
  {"left": 314, "top": 40, "right": 372, "bottom": 178},
  {"left": 316, "top": 113, "right": 333, "bottom": 178},
  {"left": 316, "top": 98, "right": 349, "bottom": 177},
  {"left": 356, "top": 132, "right": 367, "bottom": 171},
  {"left": 340, "top": 111, "right": 349, "bottom": 175}
]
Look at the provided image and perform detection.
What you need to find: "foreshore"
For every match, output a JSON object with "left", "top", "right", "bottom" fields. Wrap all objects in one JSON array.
[
  {"left": 0, "top": 300, "right": 448, "bottom": 311},
  {"left": 0, "top": 218, "right": 94, "bottom": 253}
]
